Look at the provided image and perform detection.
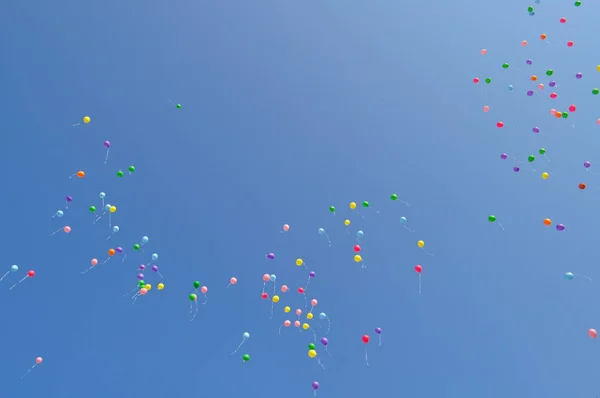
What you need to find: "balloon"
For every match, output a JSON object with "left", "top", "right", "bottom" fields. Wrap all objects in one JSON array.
[
  {"left": 129, "top": 166, "right": 136, "bottom": 173},
  {"left": 415, "top": 264, "right": 422, "bottom": 273},
  {"left": 104, "top": 141, "right": 111, "bottom": 148},
  {"left": 99, "top": 192, "right": 106, "bottom": 199},
  {"left": 27, "top": 270, "right": 35, "bottom": 277},
  {"left": 151, "top": 253, "right": 158, "bottom": 261},
  {"left": 320, "top": 337, "right": 328, "bottom": 345},
  {"left": 11, "top": 265, "right": 18, "bottom": 272},
  {"left": 117, "top": 170, "right": 124, "bottom": 177},
  {"left": 362, "top": 201, "right": 370, "bottom": 208},
  {"left": 229, "top": 277, "right": 238, "bottom": 285},
  {"left": 55, "top": 210, "right": 64, "bottom": 217},
  {"left": 543, "top": 218, "right": 552, "bottom": 226},
  {"left": 63, "top": 226, "right": 71, "bottom": 233},
  {"left": 200, "top": 286, "right": 208, "bottom": 294},
  {"left": 319, "top": 312, "right": 327, "bottom": 319},
  {"left": 284, "top": 306, "right": 291, "bottom": 313},
  {"left": 400, "top": 216, "right": 408, "bottom": 223},
  {"left": 356, "top": 230, "right": 364, "bottom": 238},
  {"left": 375, "top": 327, "right": 382, "bottom": 334},
  {"left": 89, "top": 206, "right": 96, "bottom": 213},
  {"left": 312, "top": 382, "right": 320, "bottom": 390},
  {"left": 194, "top": 281, "right": 200, "bottom": 289},
  {"left": 309, "top": 271, "right": 316, "bottom": 277},
  {"left": 296, "top": 309, "right": 302, "bottom": 315},
  {"left": 281, "top": 285, "right": 288, "bottom": 292},
  {"left": 262, "top": 274, "right": 270, "bottom": 282},
  {"left": 488, "top": 215, "right": 497, "bottom": 222},
  {"left": 298, "top": 287, "right": 305, "bottom": 294},
  {"left": 76, "top": 171, "right": 85, "bottom": 178},
  {"left": 269, "top": 274, "right": 276, "bottom": 282},
  {"left": 116, "top": 247, "right": 124, "bottom": 253},
  {"left": 354, "top": 245, "right": 361, "bottom": 252},
  {"left": 189, "top": 293, "right": 197, "bottom": 301},
  {"left": 296, "top": 258, "right": 304, "bottom": 266},
  {"left": 108, "top": 248, "right": 115, "bottom": 256},
  {"left": 267, "top": 252, "right": 275, "bottom": 260},
  {"left": 589, "top": 329, "right": 597, "bottom": 339},
  {"left": 307, "top": 313, "right": 314, "bottom": 320},
  {"left": 109, "top": 206, "right": 116, "bottom": 213},
  {"left": 564, "top": 272, "right": 574, "bottom": 280},
  {"left": 282, "top": 224, "right": 290, "bottom": 231},
  {"left": 318, "top": 228, "right": 325, "bottom": 234},
  {"left": 349, "top": 202, "right": 356, "bottom": 209},
  {"left": 112, "top": 226, "right": 120, "bottom": 233},
  {"left": 308, "top": 343, "right": 315, "bottom": 350},
  {"left": 354, "top": 255, "right": 362, "bottom": 263},
  {"left": 417, "top": 240, "right": 425, "bottom": 248},
  {"left": 483, "top": 105, "right": 490, "bottom": 112},
  {"left": 91, "top": 258, "right": 98, "bottom": 266},
  {"left": 308, "top": 349, "right": 317, "bottom": 358},
  {"left": 329, "top": 206, "right": 336, "bottom": 213},
  {"left": 35, "top": 357, "right": 43, "bottom": 364},
  {"left": 579, "top": 183, "right": 586, "bottom": 190},
  {"left": 584, "top": 161, "right": 591, "bottom": 168},
  {"left": 284, "top": 320, "right": 291, "bottom": 327},
  {"left": 556, "top": 224, "right": 566, "bottom": 231},
  {"left": 362, "top": 335, "right": 370, "bottom": 344},
  {"left": 141, "top": 236, "right": 149, "bottom": 244},
  {"left": 344, "top": 219, "right": 351, "bottom": 226},
  {"left": 294, "top": 320, "right": 301, "bottom": 327},
  {"left": 261, "top": 292, "right": 268, "bottom": 299},
  {"left": 243, "top": 332, "right": 250, "bottom": 339},
  {"left": 541, "top": 172, "right": 549, "bottom": 179},
  {"left": 158, "top": 283, "right": 165, "bottom": 290},
  {"left": 83, "top": 116, "right": 91, "bottom": 123},
  {"left": 311, "top": 299, "right": 318, "bottom": 306},
  {"left": 242, "top": 354, "right": 250, "bottom": 362},
  {"left": 272, "top": 295, "right": 280, "bottom": 303}
]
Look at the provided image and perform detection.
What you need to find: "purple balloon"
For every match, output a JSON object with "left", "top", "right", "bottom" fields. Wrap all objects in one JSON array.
[
  {"left": 549, "top": 81, "right": 556, "bottom": 87},
  {"left": 320, "top": 337, "right": 328, "bottom": 346},
  {"left": 584, "top": 161, "right": 591, "bottom": 168},
  {"left": 116, "top": 247, "right": 124, "bottom": 253},
  {"left": 375, "top": 327, "right": 382, "bottom": 334},
  {"left": 65, "top": 195, "right": 73, "bottom": 202},
  {"left": 267, "top": 253, "right": 275, "bottom": 260},
  {"left": 152, "top": 265, "right": 159, "bottom": 272},
  {"left": 526, "top": 59, "right": 532, "bottom": 65},
  {"left": 309, "top": 271, "right": 316, "bottom": 277},
  {"left": 312, "top": 382, "right": 319, "bottom": 390},
  {"left": 104, "top": 141, "right": 111, "bottom": 148},
  {"left": 576, "top": 72, "right": 583, "bottom": 79},
  {"left": 556, "top": 224, "right": 565, "bottom": 231},
  {"left": 137, "top": 273, "right": 144, "bottom": 280},
  {"left": 513, "top": 166, "right": 520, "bottom": 172},
  {"left": 527, "top": 90, "right": 534, "bottom": 96},
  {"left": 532, "top": 127, "right": 540, "bottom": 133},
  {"left": 139, "top": 264, "right": 146, "bottom": 270},
  {"left": 500, "top": 153, "right": 508, "bottom": 160}
]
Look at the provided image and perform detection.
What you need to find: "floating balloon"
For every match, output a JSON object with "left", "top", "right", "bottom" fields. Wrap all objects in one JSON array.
[
  {"left": 9, "top": 270, "right": 35, "bottom": 291},
  {"left": 589, "top": 329, "right": 597, "bottom": 339},
  {"left": 414, "top": 265, "right": 423, "bottom": 294},
  {"left": 488, "top": 215, "right": 505, "bottom": 231},
  {"left": 50, "top": 225, "right": 71, "bottom": 236},
  {"left": 319, "top": 312, "right": 331, "bottom": 334},
  {"left": 362, "top": 335, "right": 370, "bottom": 366},
  {"left": 21, "top": 356, "right": 44, "bottom": 379},
  {"left": 318, "top": 227, "right": 331, "bottom": 247},
  {"left": 0, "top": 264, "right": 18, "bottom": 283},
  {"left": 103, "top": 141, "right": 111, "bottom": 163},
  {"left": 564, "top": 272, "right": 592, "bottom": 281},
  {"left": 399, "top": 216, "right": 415, "bottom": 232},
  {"left": 242, "top": 354, "right": 250, "bottom": 362},
  {"left": 106, "top": 225, "right": 120, "bottom": 240},
  {"left": 227, "top": 277, "right": 238, "bottom": 288},
  {"left": 281, "top": 224, "right": 290, "bottom": 233},
  {"left": 375, "top": 327, "right": 383, "bottom": 346},
  {"left": 231, "top": 332, "right": 250, "bottom": 355},
  {"left": 417, "top": 240, "right": 434, "bottom": 256}
]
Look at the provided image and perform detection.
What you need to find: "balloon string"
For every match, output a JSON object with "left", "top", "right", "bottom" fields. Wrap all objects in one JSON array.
[
  {"left": 311, "top": 329, "right": 317, "bottom": 343},
  {"left": 421, "top": 248, "right": 434, "bottom": 257},
  {"left": 403, "top": 225, "right": 415, "bottom": 233},
  {"left": 270, "top": 302, "right": 274, "bottom": 319},
  {"left": 189, "top": 301, "right": 199, "bottom": 321},
  {"left": 278, "top": 326, "right": 283, "bottom": 335},
  {"left": 418, "top": 274, "right": 422, "bottom": 295},
  {"left": 0, "top": 271, "right": 9, "bottom": 282},
  {"left": 49, "top": 228, "right": 61, "bottom": 236},
  {"left": 20, "top": 364, "right": 36, "bottom": 380},
  {"left": 231, "top": 338, "right": 246, "bottom": 355},
  {"left": 80, "top": 266, "right": 94, "bottom": 275},
  {"left": 574, "top": 273, "right": 593, "bottom": 282},
  {"left": 124, "top": 286, "right": 137, "bottom": 296},
  {"left": 325, "top": 346, "right": 332, "bottom": 356},
  {"left": 497, "top": 222, "right": 505, "bottom": 231},
  {"left": 108, "top": 214, "right": 112, "bottom": 229},
  {"left": 317, "top": 357, "right": 326, "bottom": 370},
  {"left": 303, "top": 295, "right": 308, "bottom": 311},
  {"left": 101, "top": 258, "right": 111, "bottom": 265},
  {"left": 9, "top": 276, "right": 27, "bottom": 290},
  {"left": 365, "top": 347, "right": 369, "bottom": 367},
  {"left": 121, "top": 254, "right": 127, "bottom": 263},
  {"left": 104, "top": 149, "right": 110, "bottom": 164},
  {"left": 378, "top": 335, "right": 383, "bottom": 347}
]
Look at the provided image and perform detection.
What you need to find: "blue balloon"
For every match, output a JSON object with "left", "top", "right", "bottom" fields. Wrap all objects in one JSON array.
[
  {"left": 508, "top": 85, "right": 514, "bottom": 91},
  {"left": 318, "top": 228, "right": 325, "bottom": 234},
  {"left": 564, "top": 272, "right": 574, "bottom": 280},
  {"left": 319, "top": 312, "right": 327, "bottom": 320},
  {"left": 151, "top": 253, "right": 159, "bottom": 261},
  {"left": 356, "top": 230, "right": 364, "bottom": 238},
  {"left": 269, "top": 274, "right": 276, "bottom": 282},
  {"left": 400, "top": 216, "right": 407, "bottom": 224},
  {"left": 99, "top": 192, "right": 106, "bottom": 199},
  {"left": 243, "top": 332, "right": 250, "bottom": 339},
  {"left": 10, "top": 265, "right": 18, "bottom": 272},
  {"left": 104, "top": 204, "right": 111, "bottom": 211},
  {"left": 56, "top": 210, "right": 64, "bottom": 217},
  {"left": 141, "top": 236, "right": 149, "bottom": 244},
  {"left": 113, "top": 226, "right": 120, "bottom": 233}
]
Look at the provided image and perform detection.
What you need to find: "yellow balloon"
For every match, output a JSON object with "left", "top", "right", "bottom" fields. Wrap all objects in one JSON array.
[
  {"left": 272, "top": 295, "right": 280, "bottom": 303},
  {"left": 83, "top": 116, "right": 91, "bottom": 123},
  {"left": 109, "top": 206, "right": 117, "bottom": 213},
  {"left": 157, "top": 283, "right": 164, "bottom": 290},
  {"left": 349, "top": 202, "right": 357, "bottom": 210},
  {"left": 354, "top": 255, "right": 362, "bottom": 263},
  {"left": 541, "top": 172, "right": 549, "bottom": 179},
  {"left": 306, "top": 313, "right": 314, "bottom": 320},
  {"left": 284, "top": 306, "right": 290, "bottom": 313},
  {"left": 308, "top": 349, "right": 317, "bottom": 358},
  {"left": 302, "top": 323, "right": 310, "bottom": 330},
  {"left": 296, "top": 258, "right": 303, "bottom": 266},
  {"left": 145, "top": 284, "right": 152, "bottom": 290},
  {"left": 417, "top": 240, "right": 425, "bottom": 248},
  {"left": 597, "top": 65, "right": 600, "bottom": 72},
  {"left": 344, "top": 219, "right": 351, "bottom": 226}
]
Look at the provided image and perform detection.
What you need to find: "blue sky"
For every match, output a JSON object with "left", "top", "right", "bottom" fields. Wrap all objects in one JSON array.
[{"left": 1, "top": 0, "right": 599, "bottom": 397}]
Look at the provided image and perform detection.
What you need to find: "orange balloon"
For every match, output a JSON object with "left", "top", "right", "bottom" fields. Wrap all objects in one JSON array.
[
  {"left": 555, "top": 112, "right": 562, "bottom": 118},
  {"left": 77, "top": 171, "right": 85, "bottom": 178},
  {"left": 108, "top": 248, "right": 115, "bottom": 256},
  {"left": 579, "top": 183, "right": 586, "bottom": 190},
  {"left": 531, "top": 75, "right": 538, "bottom": 81},
  {"left": 540, "top": 33, "right": 547, "bottom": 40},
  {"left": 543, "top": 218, "right": 552, "bottom": 226}
]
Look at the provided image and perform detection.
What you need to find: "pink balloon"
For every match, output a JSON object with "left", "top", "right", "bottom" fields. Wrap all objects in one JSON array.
[
  {"left": 588, "top": 328, "right": 597, "bottom": 338},
  {"left": 296, "top": 309, "right": 302, "bottom": 316},
  {"left": 140, "top": 288, "right": 148, "bottom": 295},
  {"left": 229, "top": 277, "right": 237, "bottom": 285},
  {"left": 284, "top": 320, "right": 291, "bottom": 327},
  {"left": 35, "top": 357, "right": 43, "bottom": 364},
  {"left": 200, "top": 286, "right": 208, "bottom": 294},
  {"left": 597, "top": 119, "right": 600, "bottom": 125},
  {"left": 483, "top": 105, "right": 490, "bottom": 112},
  {"left": 63, "top": 226, "right": 72, "bottom": 233},
  {"left": 91, "top": 258, "right": 98, "bottom": 266},
  {"left": 262, "top": 274, "right": 270, "bottom": 282},
  {"left": 283, "top": 224, "right": 290, "bottom": 231},
  {"left": 281, "top": 285, "right": 288, "bottom": 292},
  {"left": 480, "top": 48, "right": 487, "bottom": 55},
  {"left": 294, "top": 320, "right": 300, "bottom": 327},
  {"left": 311, "top": 299, "right": 318, "bottom": 307}
]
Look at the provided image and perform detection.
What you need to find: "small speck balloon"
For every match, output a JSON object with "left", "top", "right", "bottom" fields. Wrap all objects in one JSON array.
[
  {"left": 564, "top": 272, "right": 574, "bottom": 280},
  {"left": 11, "top": 265, "right": 18, "bottom": 272}
]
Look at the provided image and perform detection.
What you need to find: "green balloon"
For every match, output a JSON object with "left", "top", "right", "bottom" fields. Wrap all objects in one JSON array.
[
  {"left": 129, "top": 165, "right": 136, "bottom": 173},
  {"left": 390, "top": 194, "right": 398, "bottom": 201},
  {"left": 176, "top": 104, "right": 182, "bottom": 109},
  {"left": 89, "top": 206, "right": 96, "bottom": 212},
  {"left": 546, "top": 69, "right": 553, "bottom": 76},
  {"left": 488, "top": 215, "right": 497, "bottom": 222},
  {"left": 189, "top": 293, "right": 197, "bottom": 301},
  {"left": 593, "top": 88, "right": 599, "bottom": 95},
  {"left": 527, "top": 6, "right": 534, "bottom": 12},
  {"left": 329, "top": 206, "right": 335, "bottom": 213},
  {"left": 242, "top": 354, "right": 250, "bottom": 362},
  {"left": 138, "top": 280, "right": 145, "bottom": 287},
  {"left": 562, "top": 112, "right": 569, "bottom": 119},
  {"left": 308, "top": 343, "right": 315, "bottom": 350},
  {"left": 575, "top": 1, "right": 581, "bottom": 6},
  {"left": 528, "top": 155, "right": 535, "bottom": 162},
  {"left": 539, "top": 148, "right": 546, "bottom": 155},
  {"left": 193, "top": 281, "right": 200, "bottom": 289},
  {"left": 133, "top": 244, "right": 140, "bottom": 250},
  {"left": 117, "top": 170, "right": 124, "bottom": 177},
  {"left": 502, "top": 63, "right": 509, "bottom": 69},
  {"left": 485, "top": 77, "right": 491, "bottom": 84},
  {"left": 362, "top": 201, "right": 369, "bottom": 208}
]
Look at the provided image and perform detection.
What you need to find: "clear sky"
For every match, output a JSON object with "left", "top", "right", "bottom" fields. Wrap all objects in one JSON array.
[{"left": 1, "top": 0, "right": 599, "bottom": 397}]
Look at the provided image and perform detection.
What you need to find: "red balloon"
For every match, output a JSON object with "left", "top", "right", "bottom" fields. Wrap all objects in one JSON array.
[
  {"left": 27, "top": 270, "right": 36, "bottom": 277},
  {"left": 261, "top": 292, "right": 268, "bottom": 299},
  {"left": 414, "top": 265, "right": 422, "bottom": 273},
  {"left": 297, "top": 287, "right": 305, "bottom": 294},
  {"left": 353, "top": 245, "right": 361, "bottom": 252},
  {"left": 361, "top": 334, "right": 370, "bottom": 344}
]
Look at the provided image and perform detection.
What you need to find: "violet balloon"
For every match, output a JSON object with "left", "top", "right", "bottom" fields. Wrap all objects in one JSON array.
[
  {"left": 116, "top": 247, "right": 124, "bottom": 253},
  {"left": 584, "top": 161, "right": 591, "bottom": 168},
  {"left": 137, "top": 273, "right": 144, "bottom": 280},
  {"left": 104, "top": 141, "right": 111, "bottom": 148},
  {"left": 320, "top": 337, "right": 328, "bottom": 345},
  {"left": 576, "top": 72, "right": 583, "bottom": 79},
  {"left": 549, "top": 81, "right": 556, "bottom": 87},
  {"left": 309, "top": 271, "right": 316, "bottom": 277},
  {"left": 375, "top": 327, "right": 382, "bottom": 334},
  {"left": 152, "top": 265, "right": 159, "bottom": 272},
  {"left": 513, "top": 166, "right": 520, "bottom": 172},
  {"left": 527, "top": 90, "right": 534, "bottom": 96},
  {"left": 65, "top": 196, "right": 73, "bottom": 202},
  {"left": 556, "top": 224, "right": 565, "bottom": 231},
  {"left": 532, "top": 127, "right": 540, "bottom": 133},
  {"left": 139, "top": 264, "right": 146, "bottom": 270},
  {"left": 312, "top": 382, "right": 319, "bottom": 390},
  {"left": 500, "top": 153, "right": 508, "bottom": 160},
  {"left": 267, "top": 253, "right": 275, "bottom": 260},
  {"left": 526, "top": 59, "right": 532, "bottom": 65}
]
